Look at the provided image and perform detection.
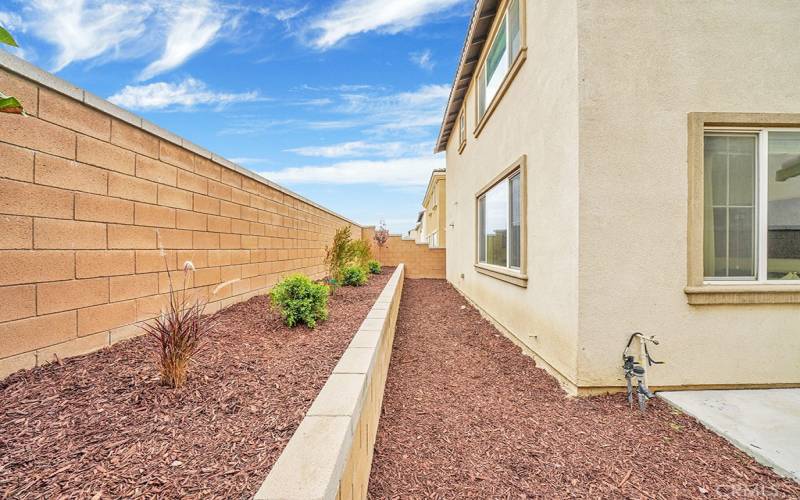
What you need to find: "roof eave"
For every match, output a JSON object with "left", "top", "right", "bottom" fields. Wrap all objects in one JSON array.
[{"left": 434, "top": 0, "right": 500, "bottom": 153}]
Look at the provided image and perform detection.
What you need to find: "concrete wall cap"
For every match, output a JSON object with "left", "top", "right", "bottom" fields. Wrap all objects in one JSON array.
[
  {"left": 332, "top": 347, "right": 376, "bottom": 375},
  {"left": 0, "top": 51, "right": 83, "bottom": 100},
  {"left": 307, "top": 373, "right": 368, "bottom": 422},
  {"left": 141, "top": 119, "right": 182, "bottom": 147},
  {"left": 253, "top": 415, "right": 351, "bottom": 500},
  {"left": 83, "top": 91, "right": 142, "bottom": 127},
  {"left": 180, "top": 138, "right": 213, "bottom": 159},
  {"left": 348, "top": 329, "right": 381, "bottom": 349},
  {"left": 359, "top": 317, "right": 385, "bottom": 332}
]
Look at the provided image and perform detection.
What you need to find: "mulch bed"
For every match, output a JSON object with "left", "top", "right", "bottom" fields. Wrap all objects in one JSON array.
[
  {"left": 0, "top": 269, "right": 392, "bottom": 499},
  {"left": 368, "top": 279, "right": 800, "bottom": 499}
]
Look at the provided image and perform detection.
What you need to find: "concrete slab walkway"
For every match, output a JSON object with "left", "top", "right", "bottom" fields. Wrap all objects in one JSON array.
[{"left": 660, "top": 389, "right": 800, "bottom": 482}]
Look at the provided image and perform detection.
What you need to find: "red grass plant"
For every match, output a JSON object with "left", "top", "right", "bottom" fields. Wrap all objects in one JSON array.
[{"left": 141, "top": 262, "right": 216, "bottom": 388}]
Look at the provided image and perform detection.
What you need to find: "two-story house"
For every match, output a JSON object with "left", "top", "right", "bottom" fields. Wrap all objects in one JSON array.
[{"left": 437, "top": 0, "right": 800, "bottom": 394}]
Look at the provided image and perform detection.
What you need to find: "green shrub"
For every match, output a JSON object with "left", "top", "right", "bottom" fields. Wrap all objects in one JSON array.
[
  {"left": 349, "top": 239, "right": 372, "bottom": 271},
  {"left": 368, "top": 259, "right": 381, "bottom": 274},
  {"left": 270, "top": 274, "right": 329, "bottom": 328},
  {"left": 342, "top": 265, "right": 368, "bottom": 286}
]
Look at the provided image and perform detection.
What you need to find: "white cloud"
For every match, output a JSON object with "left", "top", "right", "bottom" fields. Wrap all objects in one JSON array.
[
  {"left": 18, "top": 0, "right": 234, "bottom": 77},
  {"left": 275, "top": 6, "right": 308, "bottom": 22},
  {"left": 338, "top": 83, "right": 450, "bottom": 133},
  {"left": 262, "top": 156, "right": 444, "bottom": 186},
  {"left": 410, "top": 49, "right": 435, "bottom": 71},
  {"left": 0, "top": 11, "right": 26, "bottom": 33},
  {"left": 287, "top": 140, "right": 431, "bottom": 158},
  {"left": 219, "top": 84, "right": 449, "bottom": 136},
  {"left": 138, "top": 1, "right": 223, "bottom": 81},
  {"left": 108, "top": 77, "right": 261, "bottom": 110},
  {"left": 308, "top": 0, "right": 464, "bottom": 49},
  {"left": 25, "top": 0, "right": 155, "bottom": 72}
]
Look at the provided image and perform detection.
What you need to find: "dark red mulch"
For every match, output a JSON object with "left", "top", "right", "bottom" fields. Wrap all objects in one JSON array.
[
  {"left": 368, "top": 279, "right": 800, "bottom": 499},
  {"left": 0, "top": 269, "right": 393, "bottom": 499}
]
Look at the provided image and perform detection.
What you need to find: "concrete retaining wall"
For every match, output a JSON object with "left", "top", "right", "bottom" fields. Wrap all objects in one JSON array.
[
  {"left": 254, "top": 264, "right": 405, "bottom": 500},
  {"left": 0, "top": 52, "right": 361, "bottom": 379}
]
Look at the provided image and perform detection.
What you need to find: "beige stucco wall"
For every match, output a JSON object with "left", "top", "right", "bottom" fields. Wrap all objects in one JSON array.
[
  {"left": 421, "top": 174, "right": 447, "bottom": 247},
  {"left": 445, "top": 0, "right": 800, "bottom": 393},
  {"left": 575, "top": 0, "right": 800, "bottom": 389},
  {"left": 445, "top": 0, "right": 581, "bottom": 386}
]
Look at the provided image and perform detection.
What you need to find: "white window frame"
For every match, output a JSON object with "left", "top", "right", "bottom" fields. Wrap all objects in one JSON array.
[{"left": 704, "top": 127, "right": 800, "bottom": 285}]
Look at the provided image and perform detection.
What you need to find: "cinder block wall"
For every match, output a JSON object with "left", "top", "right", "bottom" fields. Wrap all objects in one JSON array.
[
  {"left": 0, "top": 61, "right": 361, "bottom": 379},
  {"left": 363, "top": 227, "right": 445, "bottom": 279}
]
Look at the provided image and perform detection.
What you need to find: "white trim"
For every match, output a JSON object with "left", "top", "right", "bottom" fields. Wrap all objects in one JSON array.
[{"left": 757, "top": 130, "right": 769, "bottom": 281}]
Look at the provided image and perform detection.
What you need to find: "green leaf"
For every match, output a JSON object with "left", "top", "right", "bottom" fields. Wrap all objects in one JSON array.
[
  {"left": 0, "top": 26, "right": 18, "bottom": 48},
  {"left": 0, "top": 96, "right": 24, "bottom": 114}
]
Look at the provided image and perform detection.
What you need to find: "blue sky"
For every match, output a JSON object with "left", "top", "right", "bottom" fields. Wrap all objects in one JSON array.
[{"left": 0, "top": 0, "right": 471, "bottom": 232}]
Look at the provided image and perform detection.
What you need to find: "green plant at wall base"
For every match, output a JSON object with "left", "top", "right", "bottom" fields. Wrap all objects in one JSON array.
[
  {"left": 270, "top": 274, "right": 330, "bottom": 328},
  {"left": 325, "top": 226, "right": 354, "bottom": 285},
  {"left": 368, "top": 260, "right": 381, "bottom": 274},
  {"left": 342, "top": 265, "right": 367, "bottom": 286},
  {"left": 141, "top": 266, "right": 215, "bottom": 389},
  {"left": 349, "top": 239, "right": 372, "bottom": 271},
  {"left": 0, "top": 25, "right": 24, "bottom": 115}
]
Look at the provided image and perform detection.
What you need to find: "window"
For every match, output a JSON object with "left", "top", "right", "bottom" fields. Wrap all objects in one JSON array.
[
  {"left": 476, "top": 156, "right": 526, "bottom": 288},
  {"left": 703, "top": 129, "right": 800, "bottom": 282},
  {"left": 478, "top": 0, "right": 522, "bottom": 119},
  {"left": 429, "top": 231, "right": 438, "bottom": 248}
]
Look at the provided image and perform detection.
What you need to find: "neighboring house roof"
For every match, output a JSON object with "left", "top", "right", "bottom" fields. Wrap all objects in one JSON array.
[
  {"left": 422, "top": 169, "right": 447, "bottom": 208},
  {"left": 435, "top": 0, "right": 500, "bottom": 153},
  {"left": 416, "top": 211, "right": 425, "bottom": 224}
]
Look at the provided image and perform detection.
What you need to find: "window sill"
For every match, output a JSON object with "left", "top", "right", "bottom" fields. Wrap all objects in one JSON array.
[
  {"left": 473, "top": 48, "right": 527, "bottom": 139},
  {"left": 458, "top": 141, "right": 466, "bottom": 154},
  {"left": 475, "top": 263, "right": 527, "bottom": 288},
  {"left": 684, "top": 285, "right": 800, "bottom": 305}
]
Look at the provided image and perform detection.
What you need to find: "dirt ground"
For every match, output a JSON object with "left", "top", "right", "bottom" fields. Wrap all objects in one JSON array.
[
  {"left": 0, "top": 269, "right": 391, "bottom": 499},
  {"left": 368, "top": 279, "right": 800, "bottom": 499}
]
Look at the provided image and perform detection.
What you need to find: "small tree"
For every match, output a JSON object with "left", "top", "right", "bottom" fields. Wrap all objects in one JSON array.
[
  {"left": 324, "top": 226, "right": 354, "bottom": 288},
  {"left": 373, "top": 219, "right": 389, "bottom": 261}
]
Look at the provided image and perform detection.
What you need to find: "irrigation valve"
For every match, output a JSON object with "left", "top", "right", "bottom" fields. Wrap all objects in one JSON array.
[{"left": 622, "top": 332, "right": 664, "bottom": 413}]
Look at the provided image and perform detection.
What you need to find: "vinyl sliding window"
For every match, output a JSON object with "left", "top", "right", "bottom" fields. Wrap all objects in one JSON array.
[
  {"left": 704, "top": 129, "right": 800, "bottom": 282},
  {"left": 477, "top": 170, "right": 522, "bottom": 270},
  {"left": 477, "top": 0, "right": 522, "bottom": 119}
]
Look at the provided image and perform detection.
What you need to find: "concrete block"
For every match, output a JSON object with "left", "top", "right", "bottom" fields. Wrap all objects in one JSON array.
[
  {"left": 333, "top": 347, "right": 375, "bottom": 375},
  {"left": 307, "top": 373, "right": 368, "bottom": 421},
  {"left": 359, "top": 317, "right": 384, "bottom": 332},
  {"left": 349, "top": 329, "right": 381, "bottom": 350},
  {"left": 253, "top": 415, "right": 352, "bottom": 500},
  {"left": 0, "top": 351, "right": 37, "bottom": 379}
]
